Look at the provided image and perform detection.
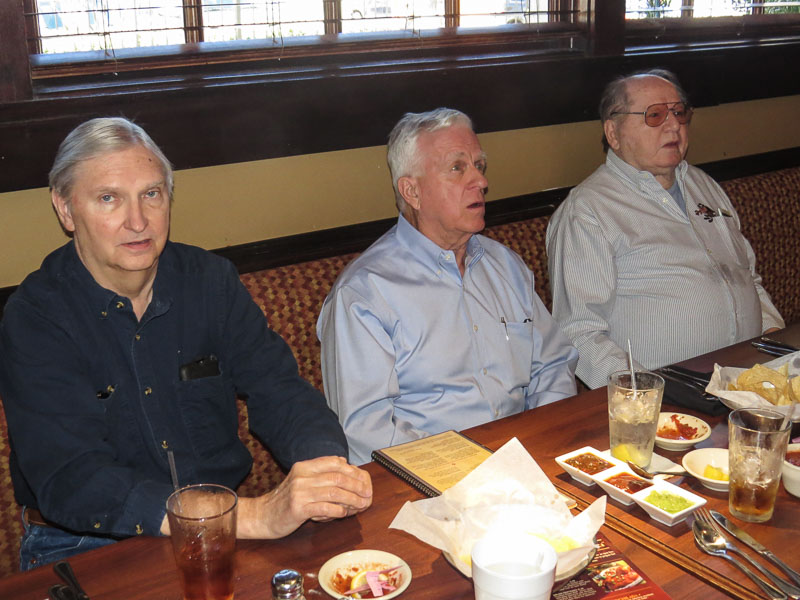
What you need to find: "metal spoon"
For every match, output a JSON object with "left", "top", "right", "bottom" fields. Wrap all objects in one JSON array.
[
  {"left": 693, "top": 519, "right": 787, "bottom": 600},
  {"left": 626, "top": 460, "right": 688, "bottom": 479}
]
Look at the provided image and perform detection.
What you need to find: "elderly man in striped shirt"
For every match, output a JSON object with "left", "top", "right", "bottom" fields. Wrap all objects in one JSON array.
[{"left": 546, "top": 69, "right": 783, "bottom": 389}]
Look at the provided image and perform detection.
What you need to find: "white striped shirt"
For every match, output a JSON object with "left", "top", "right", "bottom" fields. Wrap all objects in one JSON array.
[{"left": 546, "top": 150, "right": 784, "bottom": 389}]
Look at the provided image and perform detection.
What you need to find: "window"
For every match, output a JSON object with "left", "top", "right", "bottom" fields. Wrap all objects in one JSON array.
[
  {"left": 626, "top": 0, "right": 800, "bottom": 19},
  {"left": 27, "top": 0, "right": 568, "bottom": 56}
]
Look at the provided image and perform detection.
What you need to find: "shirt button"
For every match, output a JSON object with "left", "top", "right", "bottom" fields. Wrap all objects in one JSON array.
[
  {"left": 473, "top": 325, "right": 478, "bottom": 332},
  {"left": 93, "top": 521, "right": 101, "bottom": 529},
  {"left": 100, "top": 311, "right": 108, "bottom": 318},
  {"left": 116, "top": 301, "right": 124, "bottom": 309},
  {"left": 161, "top": 440, "right": 169, "bottom": 449},
  {"left": 135, "top": 524, "right": 144, "bottom": 535},
  {"left": 144, "top": 387, "right": 153, "bottom": 395},
  {"left": 135, "top": 334, "right": 141, "bottom": 341},
  {"left": 483, "top": 368, "right": 488, "bottom": 375},
  {"left": 495, "top": 409, "right": 500, "bottom": 417}
]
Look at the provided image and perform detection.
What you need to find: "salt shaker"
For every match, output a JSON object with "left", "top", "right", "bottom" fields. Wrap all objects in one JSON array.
[{"left": 271, "top": 568, "right": 306, "bottom": 600}]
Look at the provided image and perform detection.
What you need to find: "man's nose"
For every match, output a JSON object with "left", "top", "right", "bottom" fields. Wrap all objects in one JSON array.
[
  {"left": 126, "top": 199, "right": 147, "bottom": 232},
  {"left": 471, "top": 166, "right": 489, "bottom": 189},
  {"left": 662, "top": 110, "right": 681, "bottom": 131}
]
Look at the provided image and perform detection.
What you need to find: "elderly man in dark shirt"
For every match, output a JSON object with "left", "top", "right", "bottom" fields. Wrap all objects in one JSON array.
[{"left": 0, "top": 117, "right": 372, "bottom": 570}]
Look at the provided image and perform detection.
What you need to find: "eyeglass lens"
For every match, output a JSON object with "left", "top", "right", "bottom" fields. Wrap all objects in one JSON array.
[{"left": 644, "top": 102, "right": 692, "bottom": 127}]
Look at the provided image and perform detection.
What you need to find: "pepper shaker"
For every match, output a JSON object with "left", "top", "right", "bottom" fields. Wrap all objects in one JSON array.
[{"left": 271, "top": 568, "right": 306, "bottom": 600}]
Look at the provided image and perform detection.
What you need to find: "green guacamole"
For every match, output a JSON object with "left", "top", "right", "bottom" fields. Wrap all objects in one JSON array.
[{"left": 644, "top": 490, "right": 693, "bottom": 514}]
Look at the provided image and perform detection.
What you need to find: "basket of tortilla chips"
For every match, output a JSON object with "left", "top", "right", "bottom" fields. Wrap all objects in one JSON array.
[{"left": 706, "top": 351, "right": 800, "bottom": 421}]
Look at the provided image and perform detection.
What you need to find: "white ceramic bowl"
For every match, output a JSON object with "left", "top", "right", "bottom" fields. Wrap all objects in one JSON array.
[
  {"left": 654, "top": 412, "right": 711, "bottom": 451},
  {"left": 632, "top": 481, "right": 706, "bottom": 526},
  {"left": 782, "top": 442, "right": 800, "bottom": 499},
  {"left": 682, "top": 448, "right": 730, "bottom": 492},
  {"left": 555, "top": 446, "right": 619, "bottom": 486},
  {"left": 318, "top": 549, "right": 412, "bottom": 600}
]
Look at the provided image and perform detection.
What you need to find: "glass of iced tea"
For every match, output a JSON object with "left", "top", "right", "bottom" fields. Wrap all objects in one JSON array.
[
  {"left": 167, "top": 484, "right": 238, "bottom": 600},
  {"left": 728, "top": 408, "right": 790, "bottom": 523},
  {"left": 608, "top": 371, "right": 664, "bottom": 469}
]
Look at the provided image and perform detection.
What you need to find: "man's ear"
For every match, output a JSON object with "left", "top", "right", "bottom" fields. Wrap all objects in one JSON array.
[
  {"left": 51, "top": 191, "right": 76, "bottom": 233},
  {"left": 398, "top": 176, "right": 420, "bottom": 211},
  {"left": 604, "top": 119, "right": 621, "bottom": 152}
]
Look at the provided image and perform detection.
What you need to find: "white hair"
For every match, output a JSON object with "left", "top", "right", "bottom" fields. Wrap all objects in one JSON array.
[
  {"left": 386, "top": 108, "right": 473, "bottom": 213},
  {"left": 49, "top": 117, "right": 174, "bottom": 201}
]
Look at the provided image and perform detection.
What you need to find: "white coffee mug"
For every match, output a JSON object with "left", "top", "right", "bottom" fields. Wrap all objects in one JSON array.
[{"left": 472, "top": 531, "right": 557, "bottom": 600}]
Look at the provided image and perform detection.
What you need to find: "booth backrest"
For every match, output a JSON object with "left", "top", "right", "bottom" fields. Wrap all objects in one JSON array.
[{"left": 0, "top": 165, "right": 797, "bottom": 577}]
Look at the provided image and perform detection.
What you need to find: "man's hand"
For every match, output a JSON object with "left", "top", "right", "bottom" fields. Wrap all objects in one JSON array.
[{"left": 237, "top": 456, "right": 372, "bottom": 539}]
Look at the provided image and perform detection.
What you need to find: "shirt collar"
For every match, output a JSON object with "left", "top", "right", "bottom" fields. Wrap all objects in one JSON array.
[
  {"left": 606, "top": 148, "right": 688, "bottom": 193},
  {"left": 62, "top": 239, "right": 172, "bottom": 320},
  {"left": 395, "top": 214, "right": 485, "bottom": 277}
]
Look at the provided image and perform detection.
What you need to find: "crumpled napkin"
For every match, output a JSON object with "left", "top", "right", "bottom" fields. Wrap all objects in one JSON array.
[
  {"left": 706, "top": 351, "right": 800, "bottom": 422},
  {"left": 388, "top": 437, "right": 606, "bottom": 578}
]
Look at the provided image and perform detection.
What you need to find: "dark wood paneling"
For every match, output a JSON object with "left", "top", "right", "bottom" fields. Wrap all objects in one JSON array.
[
  {"left": 2, "top": 146, "right": 796, "bottom": 316},
  {"left": 0, "top": 0, "right": 32, "bottom": 102},
  {"left": 1, "top": 42, "right": 799, "bottom": 194}
]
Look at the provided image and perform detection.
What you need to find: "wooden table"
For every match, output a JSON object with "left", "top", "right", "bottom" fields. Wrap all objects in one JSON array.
[{"left": 1, "top": 327, "right": 798, "bottom": 600}]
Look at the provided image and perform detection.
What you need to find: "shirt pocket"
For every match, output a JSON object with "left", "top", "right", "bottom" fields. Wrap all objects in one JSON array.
[
  {"left": 499, "top": 320, "right": 534, "bottom": 392},
  {"left": 174, "top": 375, "right": 238, "bottom": 459}
]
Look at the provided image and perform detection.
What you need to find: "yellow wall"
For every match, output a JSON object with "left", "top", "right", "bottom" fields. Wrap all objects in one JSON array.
[{"left": 1, "top": 94, "right": 799, "bottom": 288}]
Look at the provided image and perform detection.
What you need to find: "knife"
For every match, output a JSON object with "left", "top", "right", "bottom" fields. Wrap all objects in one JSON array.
[
  {"left": 751, "top": 337, "right": 800, "bottom": 357},
  {"left": 711, "top": 510, "right": 800, "bottom": 587}
]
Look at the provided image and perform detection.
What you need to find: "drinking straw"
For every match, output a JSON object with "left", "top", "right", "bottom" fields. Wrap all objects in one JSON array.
[{"left": 627, "top": 339, "right": 637, "bottom": 396}]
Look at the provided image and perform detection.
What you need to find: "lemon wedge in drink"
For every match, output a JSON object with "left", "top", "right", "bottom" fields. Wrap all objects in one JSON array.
[{"left": 611, "top": 443, "right": 645, "bottom": 465}]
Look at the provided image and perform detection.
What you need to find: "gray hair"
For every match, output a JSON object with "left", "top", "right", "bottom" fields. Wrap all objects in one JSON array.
[
  {"left": 386, "top": 108, "right": 474, "bottom": 213},
  {"left": 599, "top": 69, "right": 689, "bottom": 151},
  {"left": 49, "top": 117, "right": 174, "bottom": 200}
]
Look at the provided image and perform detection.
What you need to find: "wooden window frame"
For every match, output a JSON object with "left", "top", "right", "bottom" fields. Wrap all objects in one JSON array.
[{"left": 1, "top": 1, "right": 799, "bottom": 196}]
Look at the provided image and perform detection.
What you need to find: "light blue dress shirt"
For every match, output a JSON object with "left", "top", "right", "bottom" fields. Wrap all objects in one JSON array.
[{"left": 317, "top": 215, "right": 578, "bottom": 465}]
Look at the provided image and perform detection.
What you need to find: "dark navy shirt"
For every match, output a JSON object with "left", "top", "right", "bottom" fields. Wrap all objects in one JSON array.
[{"left": 0, "top": 241, "right": 347, "bottom": 538}]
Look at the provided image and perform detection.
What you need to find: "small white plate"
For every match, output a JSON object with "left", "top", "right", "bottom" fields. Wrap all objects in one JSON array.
[
  {"left": 682, "top": 448, "right": 730, "bottom": 492},
  {"left": 655, "top": 413, "right": 711, "bottom": 451},
  {"left": 318, "top": 549, "right": 412, "bottom": 599}
]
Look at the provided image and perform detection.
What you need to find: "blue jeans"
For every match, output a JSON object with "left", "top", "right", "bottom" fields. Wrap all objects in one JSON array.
[{"left": 20, "top": 508, "right": 117, "bottom": 571}]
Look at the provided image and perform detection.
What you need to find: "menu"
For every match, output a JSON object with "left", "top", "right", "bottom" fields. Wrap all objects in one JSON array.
[
  {"left": 371, "top": 430, "right": 493, "bottom": 496},
  {"left": 553, "top": 533, "right": 671, "bottom": 600}
]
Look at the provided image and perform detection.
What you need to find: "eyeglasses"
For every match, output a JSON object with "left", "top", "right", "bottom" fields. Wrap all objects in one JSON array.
[{"left": 611, "top": 102, "right": 693, "bottom": 127}]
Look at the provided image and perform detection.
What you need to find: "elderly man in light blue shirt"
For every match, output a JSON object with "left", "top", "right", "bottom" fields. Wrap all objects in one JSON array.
[{"left": 317, "top": 107, "right": 578, "bottom": 465}]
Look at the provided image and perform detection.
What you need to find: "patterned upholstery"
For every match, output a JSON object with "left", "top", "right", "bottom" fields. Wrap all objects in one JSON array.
[
  {"left": 0, "top": 401, "right": 22, "bottom": 578},
  {"left": 720, "top": 167, "right": 800, "bottom": 325},
  {"left": 483, "top": 216, "right": 553, "bottom": 311}
]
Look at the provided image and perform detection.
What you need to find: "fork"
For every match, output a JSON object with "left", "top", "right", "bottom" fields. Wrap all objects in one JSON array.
[{"left": 695, "top": 507, "right": 800, "bottom": 599}]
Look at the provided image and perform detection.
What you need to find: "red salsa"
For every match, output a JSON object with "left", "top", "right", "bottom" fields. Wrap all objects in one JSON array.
[
  {"left": 657, "top": 414, "right": 699, "bottom": 440},
  {"left": 565, "top": 452, "right": 614, "bottom": 475},
  {"left": 604, "top": 473, "right": 653, "bottom": 494},
  {"left": 787, "top": 450, "right": 800, "bottom": 467}
]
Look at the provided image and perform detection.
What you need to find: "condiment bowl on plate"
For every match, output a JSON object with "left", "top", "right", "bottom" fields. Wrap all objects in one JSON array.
[
  {"left": 682, "top": 448, "right": 729, "bottom": 492},
  {"left": 654, "top": 412, "right": 710, "bottom": 451},
  {"left": 782, "top": 442, "right": 800, "bottom": 499}
]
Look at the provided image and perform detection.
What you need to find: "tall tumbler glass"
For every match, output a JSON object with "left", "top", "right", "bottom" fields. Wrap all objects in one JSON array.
[
  {"left": 608, "top": 371, "right": 664, "bottom": 469},
  {"left": 167, "top": 483, "right": 238, "bottom": 600},
  {"left": 728, "top": 408, "right": 790, "bottom": 523}
]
